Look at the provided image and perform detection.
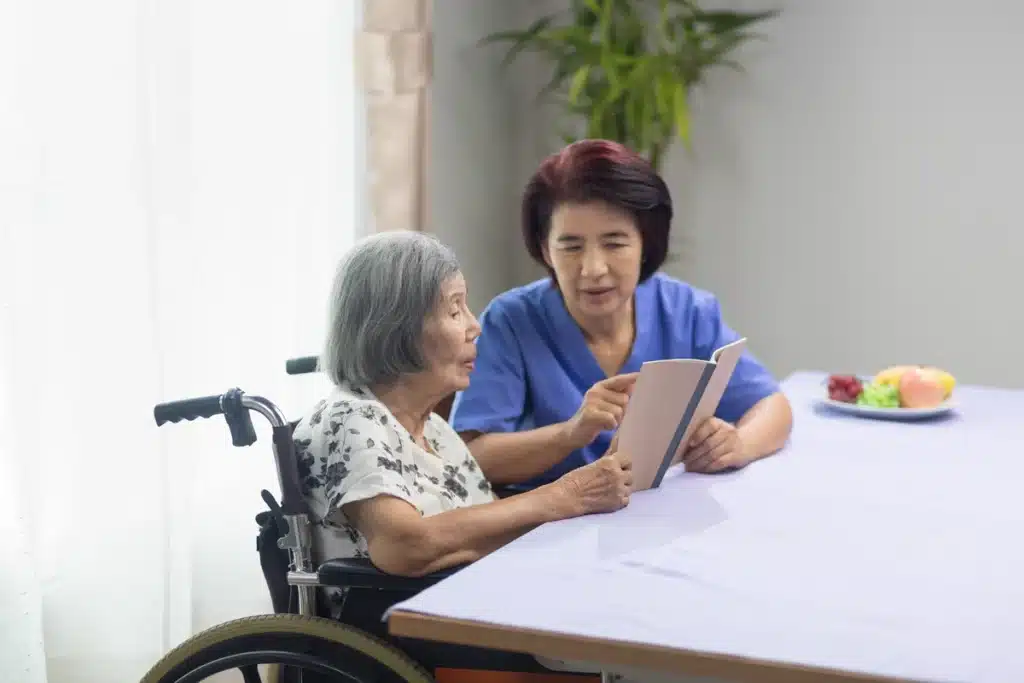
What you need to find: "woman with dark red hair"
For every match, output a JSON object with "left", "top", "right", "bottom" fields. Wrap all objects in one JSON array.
[{"left": 450, "top": 139, "right": 793, "bottom": 493}]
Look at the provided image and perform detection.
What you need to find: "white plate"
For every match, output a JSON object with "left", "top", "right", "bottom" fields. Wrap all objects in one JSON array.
[
  {"left": 819, "top": 376, "right": 956, "bottom": 420},
  {"left": 819, "top": 397, "right": 956, "bottom": 420}
]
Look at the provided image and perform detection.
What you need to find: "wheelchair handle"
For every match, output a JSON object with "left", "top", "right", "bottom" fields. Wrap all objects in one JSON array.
[
  {"left": 153, "top": 395, "right": 225, "bottom": 426},
  {"left": 153, "top": 391, "right": 289, "bottom": 431},
  {"left": 152, "top": 389, "right": 308, "bottom": 515},
  {"left": 285, "top": 356, "right": 319, "bottom": 375}
]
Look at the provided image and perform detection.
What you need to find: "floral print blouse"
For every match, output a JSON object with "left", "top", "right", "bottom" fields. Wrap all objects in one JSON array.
[{"left": 293, "top": 383, "right": 496, "bottom": 570}]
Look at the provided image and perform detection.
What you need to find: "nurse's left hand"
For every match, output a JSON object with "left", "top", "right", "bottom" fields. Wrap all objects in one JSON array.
[{"left": 682, "top": 417, "right": 751, "bottom": 473}]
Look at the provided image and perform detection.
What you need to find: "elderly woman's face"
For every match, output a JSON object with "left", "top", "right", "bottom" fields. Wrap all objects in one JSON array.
[
  {"left": 420, "top": 272, "right": 481, "bottom": 393},
  {"left": 542, "top": 201, "right": 643, "bottom": 321}
]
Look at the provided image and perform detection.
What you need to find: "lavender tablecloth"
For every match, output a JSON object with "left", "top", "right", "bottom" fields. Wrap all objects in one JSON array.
[{"left": 389, "top": 372, "right": 1024, "bottom": 682}]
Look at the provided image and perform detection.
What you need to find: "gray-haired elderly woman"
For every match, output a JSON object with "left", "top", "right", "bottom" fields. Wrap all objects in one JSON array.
[{"left": 294, "top": 232, "right": 632, "bottom": 589}]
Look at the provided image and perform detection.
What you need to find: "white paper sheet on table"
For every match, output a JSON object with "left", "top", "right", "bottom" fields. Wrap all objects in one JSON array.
[{"left": 390, "top": 373, "right": 1024, "bottom": 683}]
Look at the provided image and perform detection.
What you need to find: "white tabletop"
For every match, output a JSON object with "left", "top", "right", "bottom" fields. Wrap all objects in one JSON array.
[{"left": 389, "top": 372, "right": 1024, "bottom": 682}]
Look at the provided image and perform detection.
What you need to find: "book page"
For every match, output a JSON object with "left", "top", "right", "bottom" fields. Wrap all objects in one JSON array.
[
  {"left": 711, "top": 336, "right": 747, "bottom": 364},
  {"left": 668, "top": 337, "right": 748, "bottom": 467},
  {"left": 618, "top": 358, "right": 711, "bottom": 491}
]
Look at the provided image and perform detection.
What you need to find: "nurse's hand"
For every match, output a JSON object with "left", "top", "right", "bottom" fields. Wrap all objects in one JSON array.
[
  {"left": 682, "top": 417, "right": 751, "bottom": 473},
  {"left": 562, "top": 373, "right": 639, "bottom": 449},
  {"left": 558, "top": 436, "right": 632, "bottom": 514}
]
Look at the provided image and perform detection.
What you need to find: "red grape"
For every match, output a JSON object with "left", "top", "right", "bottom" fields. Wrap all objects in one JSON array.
[{"left": 827, "top": 374, "right": 862, "bottom": 403}]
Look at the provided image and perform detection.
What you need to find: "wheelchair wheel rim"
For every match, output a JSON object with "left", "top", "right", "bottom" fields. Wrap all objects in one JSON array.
[{"left": 141, "top": 613, "right": 434, "bottom": 683}]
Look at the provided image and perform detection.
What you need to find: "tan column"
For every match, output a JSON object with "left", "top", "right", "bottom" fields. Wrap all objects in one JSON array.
[{"left": 357, "top": 0, "right": 432, "bottom": 232}]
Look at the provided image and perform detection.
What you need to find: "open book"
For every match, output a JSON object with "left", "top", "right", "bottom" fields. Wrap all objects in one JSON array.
[{"left": 618, "top": 338, "right": 747, "bottom": 491}]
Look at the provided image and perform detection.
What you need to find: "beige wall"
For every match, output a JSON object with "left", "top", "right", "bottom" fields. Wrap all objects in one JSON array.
[
  {"left": 429, "top": 0, "right": 526, "bottom": 313},
  {"left": 432, "top": 0, "right": 1024, "bottom": 389},
  {"left": 656, "top": 0, "right": 1024, "bottom": 388}
]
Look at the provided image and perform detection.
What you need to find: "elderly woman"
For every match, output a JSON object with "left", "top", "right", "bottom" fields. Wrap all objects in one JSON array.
[
  {"left": 293, "top": 232, "right": 632, "bottom": 673},
  {"left": 450, "top": 139, "right": 794, "bottom": 493},
  {"left": 294, "top": 230, "right": 630, "bottom": 581}
]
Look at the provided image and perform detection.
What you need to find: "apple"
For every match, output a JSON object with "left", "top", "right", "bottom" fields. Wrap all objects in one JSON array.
[
  {"left": 917, "top": 366, "right": 956, "bottom": 398},
  {"left": 898, "top": 368, "right": 947, "bottom": 408}
]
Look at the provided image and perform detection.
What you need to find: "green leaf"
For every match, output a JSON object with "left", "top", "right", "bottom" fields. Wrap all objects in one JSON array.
[
  {"left": 586, "top": 108, "right": 601, "bottom": 138},
  {"left": 476, "top": 29, "right": 529, "bottom": 47},
  {"left": 600, "top": 51, "right": 622, "bottom": 96},
  {"left": 672, "top": 81, "right": 690, "bottom": 146},
  {"left": 478, "top": 15, "right": 558, "bottom": 70},
  {"left": 537, "top": 49, "right": 593, "bottom": 102},
  {"left": 656, "top": 71, "right": 675, "bottom": 123},
  {"left": 568, "top": 66, "right": 591, "bottom": 105},
  {"left": 598, "top": 0, "right": 614, "bottom": 44},
  {"left": 537, "top": 65, "right": 573, "bottom": 102},
  {"left": 694, "top": 9, "right": 779, "bottom": 34},
  {"left": 696, "top": 30, "right": 756, "bottom": 70},
  {"left": 571, "top": 0, "right": 600, "bottom": 30},
  {"left": 666, "top": 0, "right": 702, "bottom": 11}
]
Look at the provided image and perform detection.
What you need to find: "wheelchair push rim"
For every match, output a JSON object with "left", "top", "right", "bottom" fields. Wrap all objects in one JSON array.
[{"left": 141, "top": 613, "right": 434, "bottom": 683}]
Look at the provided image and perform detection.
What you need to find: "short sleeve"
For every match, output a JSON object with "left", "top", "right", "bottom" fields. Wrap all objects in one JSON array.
[
  {"left": 449, "top": 302, "right": 527, "bottom": 435},
  {"left": 691, "top": 293, "right": 780, "bottom": 423},
  {"left": 315, "top": 400, "right": 417, "bottom": 522}
]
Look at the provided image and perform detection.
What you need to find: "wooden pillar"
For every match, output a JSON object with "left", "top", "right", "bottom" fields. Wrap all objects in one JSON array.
[{"left": 357, "top": 0, "right": 432, "bottom": 233}]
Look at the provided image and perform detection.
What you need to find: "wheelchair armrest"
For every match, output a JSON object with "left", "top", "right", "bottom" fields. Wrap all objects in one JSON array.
[
  {"left": 492, "top": 483, "right": 521, "bottom": 500},
  {"left": 317, "top": 557, "right": 465, "bottom": 592}
]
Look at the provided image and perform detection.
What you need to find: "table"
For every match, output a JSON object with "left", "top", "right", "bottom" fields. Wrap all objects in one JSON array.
[{"left": 388, "top": 372, "right": 1024, "bottom": 682}]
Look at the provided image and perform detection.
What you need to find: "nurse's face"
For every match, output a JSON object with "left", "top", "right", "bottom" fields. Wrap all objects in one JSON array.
[
  {"left": 543, "top": 201, "right": 643, "bottom": 320},
  {"left": 420, "top": 272, "right": 481, "bottom": 394}
]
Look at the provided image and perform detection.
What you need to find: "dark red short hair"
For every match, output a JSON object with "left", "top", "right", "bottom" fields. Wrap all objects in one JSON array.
[{"left": 521, "top": 139, "right": 673, "bottom": 282}]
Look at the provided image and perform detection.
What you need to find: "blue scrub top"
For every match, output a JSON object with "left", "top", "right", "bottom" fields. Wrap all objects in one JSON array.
[{"left": 450, "top": 273, "right": 780, "bottom": 491}]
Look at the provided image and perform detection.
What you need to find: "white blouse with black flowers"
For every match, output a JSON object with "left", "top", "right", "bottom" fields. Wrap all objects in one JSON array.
[{"left": 293, "top": 382, "right": 495, "bottom": 574}]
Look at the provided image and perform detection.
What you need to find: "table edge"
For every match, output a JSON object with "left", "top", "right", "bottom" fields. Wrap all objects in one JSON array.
[{"left": 388, "top": 610, "right": 912, "bottom": 683}]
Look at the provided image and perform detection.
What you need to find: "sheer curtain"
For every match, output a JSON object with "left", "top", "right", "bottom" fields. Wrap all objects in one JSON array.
[{"left": 0, "top": 1, "right": 362, "bottom": 681}]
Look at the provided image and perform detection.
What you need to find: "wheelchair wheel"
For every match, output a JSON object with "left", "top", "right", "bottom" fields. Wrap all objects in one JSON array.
[{"left": 141, "top": 613, "right": 434, "bottom": 683}]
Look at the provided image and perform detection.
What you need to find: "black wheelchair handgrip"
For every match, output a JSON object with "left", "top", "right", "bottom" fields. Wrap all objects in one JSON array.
[
  {"left": 285, "top": 356, "right": 319, "bottom": 375},
  {"left": 153, "top": 395, "right": 223, "bottom": 427}
]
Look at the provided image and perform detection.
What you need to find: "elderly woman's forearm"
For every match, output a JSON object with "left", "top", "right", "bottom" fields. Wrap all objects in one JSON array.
[
  {"left": 463, "top": 425, "right": 577, "bottom": 484},
  {"left": 737, "top": 392, "right": 793, "bottom": 463},
  {"left": 359, "top": 484, "right": 578, "bottom": 576},
  {"left": 419, "top": 484, "right": 579, "bottom": 570}
]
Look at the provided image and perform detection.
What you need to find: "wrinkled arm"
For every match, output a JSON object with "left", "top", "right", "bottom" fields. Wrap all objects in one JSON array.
[
  {"left": 344, "top": 484, "right": 577, "bottom": 577},
  {"left": 737, "top": 392, "right": 793, "bottom": 464},
  {"left": 312, "top": 397, "right": 577, "bottom": 576}
]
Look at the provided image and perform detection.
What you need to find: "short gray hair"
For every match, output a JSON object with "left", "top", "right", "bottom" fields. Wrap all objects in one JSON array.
[{"left": 321, "top": 231, "right": 461, "bottom": 387}]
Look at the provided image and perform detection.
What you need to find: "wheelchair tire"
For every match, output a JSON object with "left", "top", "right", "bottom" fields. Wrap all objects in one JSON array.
[{"left": 140, "top": 613, "right": 434, "bottom": 683}]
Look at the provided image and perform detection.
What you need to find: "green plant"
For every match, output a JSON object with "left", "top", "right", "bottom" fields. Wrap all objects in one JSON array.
[{"left": 480, "top": 0, "right": 779, "bottom": 170}]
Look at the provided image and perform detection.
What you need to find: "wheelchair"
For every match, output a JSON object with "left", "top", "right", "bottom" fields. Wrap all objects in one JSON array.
[{"left": 141, "top": 356, "right": 601, "bottom": 683}]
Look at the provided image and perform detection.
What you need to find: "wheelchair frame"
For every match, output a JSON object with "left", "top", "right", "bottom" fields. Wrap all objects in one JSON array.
[
  {"left": 154, "top": 385, "right": 323, "bottom": 612},
  {"left": 151, "top": 356, "right": 610, "bottom": 682}
]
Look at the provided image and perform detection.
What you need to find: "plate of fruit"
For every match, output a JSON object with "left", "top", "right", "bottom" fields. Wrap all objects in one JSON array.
[{"left": 824, "top": 366, "right": 956, "bottom": 419}]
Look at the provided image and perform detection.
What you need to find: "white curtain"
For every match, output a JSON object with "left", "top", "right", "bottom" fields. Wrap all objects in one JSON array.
[{"left": 0, "top": 1, "right": 362, "bottom": 681}]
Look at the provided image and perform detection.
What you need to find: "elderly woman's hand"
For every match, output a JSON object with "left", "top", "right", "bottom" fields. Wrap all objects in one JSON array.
[{"left": 557, "top": 438, "right": 633, "bottom": 515}]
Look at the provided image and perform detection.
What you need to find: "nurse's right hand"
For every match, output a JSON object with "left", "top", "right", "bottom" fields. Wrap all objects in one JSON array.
[{"left": 562, "top": 372, "right": 639, "bottom": 449}]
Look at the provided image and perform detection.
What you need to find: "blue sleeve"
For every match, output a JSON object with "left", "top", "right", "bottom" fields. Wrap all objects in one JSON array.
[
  {"left": 691, "top": 294, "right": 780, "bottom": 424},
  {"left": 449, "top": 302, "right": 526, "bottom": 435}
]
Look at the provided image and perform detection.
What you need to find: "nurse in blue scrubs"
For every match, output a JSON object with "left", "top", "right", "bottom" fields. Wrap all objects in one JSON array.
[{"left": 450, "top": 139, "right": 793, "bottom": 492}]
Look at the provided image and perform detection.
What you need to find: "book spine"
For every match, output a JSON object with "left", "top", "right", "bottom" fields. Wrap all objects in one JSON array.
[{"left": 650, "top": 363, "right": 717, "bottom": 488}]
